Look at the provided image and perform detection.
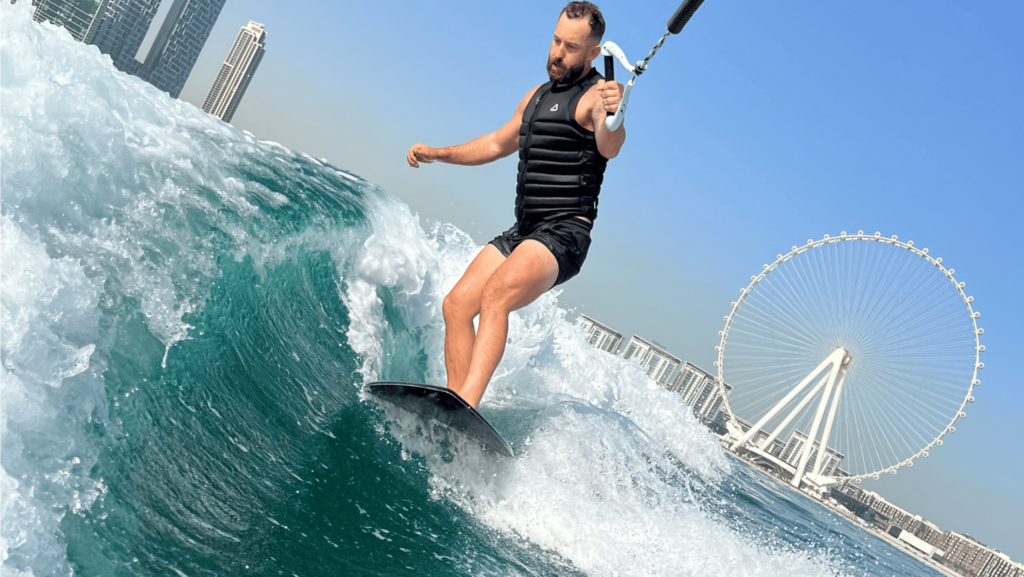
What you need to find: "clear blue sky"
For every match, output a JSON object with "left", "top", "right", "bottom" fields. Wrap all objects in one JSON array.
[{"left": 172, "top": 0, "right": 1022, "bottom": 558}]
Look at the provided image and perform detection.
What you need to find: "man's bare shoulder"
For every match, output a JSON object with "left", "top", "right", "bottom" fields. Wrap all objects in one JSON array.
[
  {"left": 513, "top": 84, "right": 545, "bottom": 118},
  {"left": 521, "top": 84, "right": 544, "bottom": 104}
]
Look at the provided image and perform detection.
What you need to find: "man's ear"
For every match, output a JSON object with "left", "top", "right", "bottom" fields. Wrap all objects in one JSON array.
[{"left": 588, "top": 42, "right": 602, "bottom": 62}]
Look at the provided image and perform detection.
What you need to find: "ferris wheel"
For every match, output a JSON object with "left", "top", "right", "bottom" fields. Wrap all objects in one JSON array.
[{"left": 715, "top": 231, "right": 983, "bottom": 487}]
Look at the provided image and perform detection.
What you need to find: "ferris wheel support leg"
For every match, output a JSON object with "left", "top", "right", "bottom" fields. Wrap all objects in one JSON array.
[
  {"left": 812, "top": 366, "right": 849, "bottom": 477},
  {"left": 732, "top": 348, "right": 848, "bottom": 450},
  {"left": 792, "top": 358, "right": 845, "bottom": 488},
  {"left": 786, "top": 352, "right": 851, "bottom": 487},
  {"left": 759, "top": 372, "right": 831, "bottom": 450}
]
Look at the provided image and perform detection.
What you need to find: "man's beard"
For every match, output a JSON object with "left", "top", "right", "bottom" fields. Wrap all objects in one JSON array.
[{"left": 547, "top": 57, "right": 585, "bottom": 84}]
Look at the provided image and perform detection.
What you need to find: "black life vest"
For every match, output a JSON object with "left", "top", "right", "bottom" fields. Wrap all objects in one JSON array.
[{"left": 515, "top": 68, "right": 607, "bottom": 226}]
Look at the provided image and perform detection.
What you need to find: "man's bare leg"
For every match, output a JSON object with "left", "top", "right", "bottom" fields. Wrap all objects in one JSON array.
[
  {"left": 454, "top": 240, "right": 559, "bottom": 408},
  {"left": 442, "top": 245, "right": 507, "bottom": 392}
]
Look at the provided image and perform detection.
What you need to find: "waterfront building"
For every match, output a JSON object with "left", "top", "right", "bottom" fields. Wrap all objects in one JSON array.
[
  {"left": 851, "top": 488, "right": 916, "bottom": 532},
  {"left": 838, "top": 485, "right": 923, "bottom": 532},
  {"left": 778, "top": 430, "right": 844, "bottom": 476},
  {"left": 942, "top": 533, "right": 997, "bottom": 576},
  {"left": 906, "top": 518, "right": 945, "bottom": 548},
  {"left": 577, "top": 315, "right": 624, "bottom": 354},
  {"left": 831, "top": 485, "right": 1023, "bottom": 577},
  {"left": 733, "top": 415, "right": 753, "bottom": 433},
  {"left": 138, "top": 0, "right": 227, "bottom": 97},
  {"left": 887, "top": 526, "right": 944, "bottom": 560},
  {"left": 621, "top": 335, "right": 679, "bottom": 387},
  {"left": 202, "top": 21, "right": 266, "bottom": 122},
  {"left": 89, "top": 0, "right": 161, "bottom": 75},
  {"left": 751, "top": 429, "right": 785, "bottom": 457},
  {"left": 978, "top": 553, "right": 1024, "bottom": 577},
  {"left": 29, "top": 0, "right": 108, "bottom": 42},
  {"left": 670, "top": 361, "right": 732, "bottom": 425},
  {"left": 710, "top": 408, "right": 734, "bottom": 436}
]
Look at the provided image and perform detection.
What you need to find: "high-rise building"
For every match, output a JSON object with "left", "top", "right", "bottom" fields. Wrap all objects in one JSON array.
[
  {"left": 29, "top": 0, "right": 109, "bottom": 42},
  {"left": 41, "top": 0, "right": 224, "bottom": 96},
  {"left": 621, "top": 335, "right": 680, "bottom": 387},
  {"left": 577, "top": 315, "right": 623, "bottom": 354},
  {"left": 670, "top": 361, "right": 732, "bottom": 425},
  {"left": 139, "top": 0, "right": 227, "bottom": 97},
  {"left": 89, "top": 0, "right": 161, "bottom": 75},
  {"left": 202, "top": 21, "right": 266, "bottom": 123}
]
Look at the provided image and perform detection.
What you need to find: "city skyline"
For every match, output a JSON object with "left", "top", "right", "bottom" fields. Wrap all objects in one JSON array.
[{"left": 835, "top": 484, "right": 1023, "bottom": 577}]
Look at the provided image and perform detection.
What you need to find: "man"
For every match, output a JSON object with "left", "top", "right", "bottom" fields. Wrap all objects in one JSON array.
[{"left": 406, "top": 2, "right": 625, "bottom": 408}]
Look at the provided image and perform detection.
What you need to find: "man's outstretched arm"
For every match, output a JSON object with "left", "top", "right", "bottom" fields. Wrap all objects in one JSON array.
[{"left": 407, "top": 86, "right": 541, "bottom": 168}]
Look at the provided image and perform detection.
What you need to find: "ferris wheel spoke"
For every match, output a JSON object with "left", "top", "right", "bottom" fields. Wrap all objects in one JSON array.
[
  {"left": 766, "top": 259, "right": 825, "bottom": 333},
  {"left": 852, "top": 392, "right": 892, "bottom": 473},
  {"left": 786, "top": 254, "right": 838, "bottom": 339},
  {"left": 864, "top": 381, "right": 934, "bottom": 452},
  {"left": 852, "top": 366, "right": 958, "bottom": 434},
  {"left": 730, "top": 305, "right": 817, "bottom": 350},
  {"left": 862, "top": 387, "right": 919, "bottom": 466}
]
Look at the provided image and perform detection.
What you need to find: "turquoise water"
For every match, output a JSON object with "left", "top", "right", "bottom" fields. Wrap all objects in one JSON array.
[{"left": 1, "top": 4, "right": 943, "bottom": 575}]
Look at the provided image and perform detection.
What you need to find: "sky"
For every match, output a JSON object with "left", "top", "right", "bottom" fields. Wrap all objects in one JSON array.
[{"left": 159, "top": 0, "right": 1020, "bottom": 559}]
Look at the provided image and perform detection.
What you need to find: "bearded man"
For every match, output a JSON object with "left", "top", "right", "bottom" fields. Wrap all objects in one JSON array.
[{"left": 407, "top": 1, "right": 625, "bottom": 408}]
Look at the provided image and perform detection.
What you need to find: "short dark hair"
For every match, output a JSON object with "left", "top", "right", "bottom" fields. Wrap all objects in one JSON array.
[{"left": 561, "top": 1, "right": 605, "bottom": 43}]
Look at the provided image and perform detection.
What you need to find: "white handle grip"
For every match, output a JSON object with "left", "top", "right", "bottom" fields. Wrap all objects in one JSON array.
[
  {"left": 600, "top": 42, "right": 635, "bottom": 74},
  {"left": 600, "top": 42, "right": 636, "bottom": 132},
  {"left": 604, "top": 78, "right": 634, "bottom": 132}
]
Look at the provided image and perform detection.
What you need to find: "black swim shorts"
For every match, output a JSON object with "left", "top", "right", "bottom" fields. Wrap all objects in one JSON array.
[{"left": 488, "top": 217, "right": 593, "bottom": 288}]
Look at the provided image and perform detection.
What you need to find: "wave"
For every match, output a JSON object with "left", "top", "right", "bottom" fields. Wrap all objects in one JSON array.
[{"left": 1, "top": 3, "right": 845, "bottom": 575}]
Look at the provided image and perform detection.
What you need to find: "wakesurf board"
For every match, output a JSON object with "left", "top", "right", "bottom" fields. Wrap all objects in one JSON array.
[{"left": 365, "top": 382, "right": 513, "bottom": 458}]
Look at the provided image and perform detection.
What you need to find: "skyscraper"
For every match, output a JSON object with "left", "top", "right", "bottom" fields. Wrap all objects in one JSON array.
[
  {"left": 139, "top": 0, "right": 227, "bottom": 97},
  {"left": 89, "top": 0, "right": 161, "bottom": 75},
  {"left": 202, "top": 21, "right": 266, "bottom": 123},
  {"left": 30, "top": 0, "right": 109, "bottom": 42}
]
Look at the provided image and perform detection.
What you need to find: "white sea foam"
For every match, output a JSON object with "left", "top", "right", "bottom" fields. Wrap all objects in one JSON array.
[{"left": 1, "top": 214, "right": 107, "bottom": 577}]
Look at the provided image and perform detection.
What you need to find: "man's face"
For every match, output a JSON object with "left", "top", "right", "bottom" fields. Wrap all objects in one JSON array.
[{"left": 547, "top": 13, "right": 596, "bottom": 84}]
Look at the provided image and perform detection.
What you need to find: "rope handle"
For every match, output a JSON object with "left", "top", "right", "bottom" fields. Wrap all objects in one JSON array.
[{"left": 600, "top": 0, "right": 707, "bottom": 131}]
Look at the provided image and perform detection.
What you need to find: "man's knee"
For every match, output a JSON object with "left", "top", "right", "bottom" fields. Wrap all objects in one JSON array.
[
  {"left": 479, "top": 279, "right": 514, "bottom": 316},
  {"left": 443, "top": 288, "right": 477, "bottom": 322}
]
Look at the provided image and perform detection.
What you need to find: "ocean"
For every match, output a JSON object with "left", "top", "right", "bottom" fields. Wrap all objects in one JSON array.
[{"left": 1, "top": 4, "right": 944, "bottom": 575}]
